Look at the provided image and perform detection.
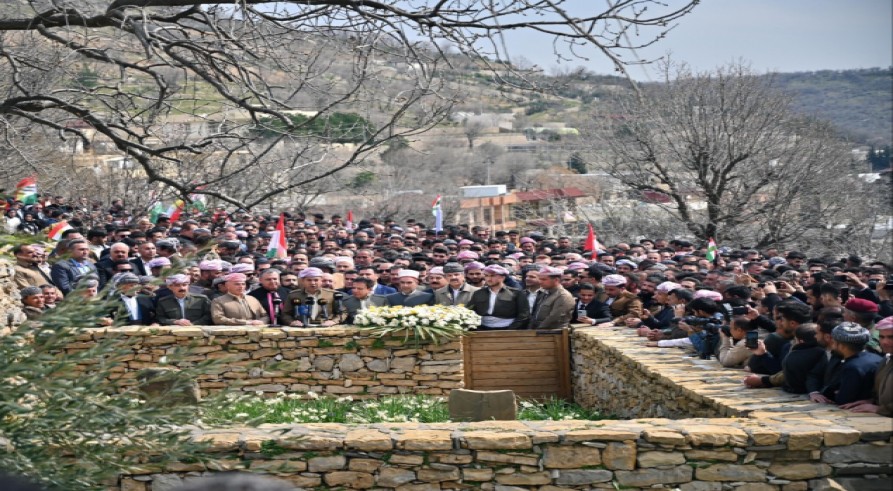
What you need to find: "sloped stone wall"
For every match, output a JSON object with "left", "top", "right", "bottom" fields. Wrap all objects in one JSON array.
[{"left": 70, "top": 326, "right": 462, "bottom": 397}]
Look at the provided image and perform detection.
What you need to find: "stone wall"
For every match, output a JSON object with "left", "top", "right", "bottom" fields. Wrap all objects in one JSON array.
[
  {"left": 0, "top": 258, "right": 25, "bottom": 331},
  {"left": 119, "top": 417, "right": 892, "bottom": 491},
  {"left": 571, "top": 326, "right": 846, "bottom": 419},
  {"left": 70, "top": 326, "right": 462, "bottom": 397}
]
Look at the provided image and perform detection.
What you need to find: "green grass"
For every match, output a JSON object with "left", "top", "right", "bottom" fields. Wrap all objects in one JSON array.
[{"left": 202, "top": 393, "right": 602, "bottom": 426}]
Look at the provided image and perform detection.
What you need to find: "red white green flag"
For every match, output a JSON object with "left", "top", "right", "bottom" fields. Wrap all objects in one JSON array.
[
  {"left": 166, "top": 199, "right": 184, "bottom": 222},
  {"left": 47, "top": 220, "right": 72, "bottom": 241},
  {"left": 345, "top": 210, "right": 354, "bottom": 231},
  {"left": 706, "top": 238, "right": 718, "bottom": 262},
  {"left": 266, "top": 213, "right": 288, "bottom": 259},
  {"left": 15, "top": 177, "right": 38, "bottom": 205}
]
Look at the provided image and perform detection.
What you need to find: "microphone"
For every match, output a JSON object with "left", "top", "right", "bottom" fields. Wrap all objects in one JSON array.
[
  {"left": 317, "top": 299, "right": 329, "bottom": 321},
  {"left": 332, "top": 292, "right": 344, "bottom": 316},
  {"left": 269, "top": 291, "right": 282, "bottom": 327},
  {"left": 302, "top": 297, "right": 315, "bottom": 326}
]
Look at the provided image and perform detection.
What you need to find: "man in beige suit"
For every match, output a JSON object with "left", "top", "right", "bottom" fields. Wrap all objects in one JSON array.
[
  {"left": 211, "top": 273, "right": 267, "bottom": 325},
  {"left": 529, "top": 266, "right": 576, "bottom": 330},
  {"left": 13, "top": 244, "right": 54, "bottom": 290},
  {"left": 434, "top": 262, "right": 479, "bottom": 306}
]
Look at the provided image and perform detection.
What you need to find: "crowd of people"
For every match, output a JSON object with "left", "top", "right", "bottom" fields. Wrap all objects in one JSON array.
[{"left": 5, "top": 198, "right": 893, "bottom": 417}]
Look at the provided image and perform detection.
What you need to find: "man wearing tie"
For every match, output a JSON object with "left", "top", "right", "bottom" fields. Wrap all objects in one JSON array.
[
  {"left": 342, "top": 277, "right": 387, "bottom": 323},
  {"left": 434, "top": 262, "right": 479, "bottom": 306},
  {"left": 210, "top": 273, "right": 267, "bottom": 325},
  {"left": 248, "top": 269, "right": 291, "bottom": 326},
  {"left": 155, "top": 274, "right": 213, "bottom": 325}
]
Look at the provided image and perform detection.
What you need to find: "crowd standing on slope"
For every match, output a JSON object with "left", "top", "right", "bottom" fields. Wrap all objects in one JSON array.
[{"left": 6, "top": 198, "right": 893, "bottom": 417}]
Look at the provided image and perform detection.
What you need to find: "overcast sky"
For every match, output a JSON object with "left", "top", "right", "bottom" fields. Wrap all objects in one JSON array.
[{"left": 504, "top": 0, "right": 893, "bottom": 80}]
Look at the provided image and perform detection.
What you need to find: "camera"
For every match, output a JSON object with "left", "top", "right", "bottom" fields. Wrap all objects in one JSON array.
[
  {"left": 884, "top": 276, "right": 893, "bottom": 291},
  {"left": 730, "top": 306, "right": 748, "bottom": 316},
  {"left": 745, "top": 330, "right": 759, "bottom": 349},
  {"left": 677, "top": 313, "right": 726, "bottom": 360}
]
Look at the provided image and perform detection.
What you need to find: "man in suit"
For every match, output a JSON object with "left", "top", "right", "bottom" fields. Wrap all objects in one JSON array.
[
  {"left": 386, "top": 269, "right": 434, "bottom": 307},
  {"left": 434, "top": 262, "right": 479, "bottom": 306},
  {"left": 466, "top": 265, "right": 529, "bottom": 330},
  {"left": 529, "top": 266, "right": 575, "bottom": 330},
  {"left": 130, "top": 241, "right": 156, "bottom": 276},
  {"left": 50, "top": 239, "right": 98, "bottom": 295},
  {"left": 95, "top": 242, "right": 131, "bottom": 289},
  {"left": 356, "top": 266, "right": 396, "bottom": 296},
  {"left": 281, "top": 267, "right": 342, "bottom": 327},
  {"left": 573, "top": 283, "right": 613, "bottom": 325},
  {"left": 155, "top": 274, "right": 213, "bottom": 325},
  {"left": 210, "top": 273, "right": 267, "bottom": 325},
  {"left": 107, "top": 273, "right": 156, "bottom": 325},
  {"left": 342, "top": 277, "right": 387, "bottom": 323},
  {"left": 248, "top": 268, "right": 291, "bottom": 326}
]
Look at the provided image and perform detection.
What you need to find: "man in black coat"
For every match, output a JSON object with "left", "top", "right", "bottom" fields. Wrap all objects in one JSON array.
[
  {"left": 465, "top": 265, "right": 529, "bottom": 330},
  {"left": 155, "top": 274, "right": 213, "bottom": 326},
  {"left": 247, "top": 269, "right": 292, "bottom": 325},
  {"left": 573, "top": 283, "right": 613, "bottom": 326},
  {"left": 106, "top": 273, "right": 156, "bottom": 325}
]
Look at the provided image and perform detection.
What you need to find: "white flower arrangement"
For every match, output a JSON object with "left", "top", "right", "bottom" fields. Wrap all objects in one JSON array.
[{"left": 353, "top": 305, "right": 480, "bottom": 345}]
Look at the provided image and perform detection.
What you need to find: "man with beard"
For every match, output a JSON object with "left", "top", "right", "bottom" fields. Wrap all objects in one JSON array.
[
  {"left": 463, "top": 262, "right": 485, "bottom": 288},
  {"left": 529, "top": 266, "right": 575, "bottom": 330},
  {"left": 466, "top": 265, "right": 529, "bottom": 330},
  {"left": 13, "top": 244, "right": 54, "bottom": 289},
  {"left": 840, "top": 316, "right": 893, "bottom": 415},
  {"left": 281, "top": 267, "right": 341, "bottom": 327}
]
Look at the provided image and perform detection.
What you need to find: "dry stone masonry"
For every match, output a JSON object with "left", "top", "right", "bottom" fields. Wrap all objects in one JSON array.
[
  {"left": 119, "top": 417, "right": 891, "bottom": 491},
  {"left": 68, "top": 326, "right": 463, "bottom": 397}
]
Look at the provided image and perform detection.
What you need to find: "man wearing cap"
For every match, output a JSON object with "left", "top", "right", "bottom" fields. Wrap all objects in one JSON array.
[
  {"left": 107, "top": 273, "right": 156, "bottom": 325},
  {"left": 840, "top": 316, "right": 893, "bottom": 416},
  {"left": 281, "top": 267, "right": 342, "bottom": 327},
  {"left": 386, "top": 270, "right": 434, "bottom": 307},
  {"left": 466, "top": 265, "right": 529, "bottom": 330},
  {"left": 194, "top": 260, "right": 223, "bottom": 296},
  {"left": 155, "top": 274, "right": 213, "bottom": 325},
  {"left": 425, "top": 266, "right": 448, "bottom": 293},
  {"left": 211, "top": 273, "right": 267, "bottom": 325},
  {"left": 818, "top": 322, "right": 883, "bottom": 405},
  {"left": 843, "top": 298, "right": 882, "bottom": 355},
  {"left": 434, "top": 263, "right": 479, "bottom": 306},
  {"left": 463, "top": 262, "right": 485, "bottom": 288},
  {"left": 598, "top": 274, "right": 643, "bottom": 326},
  {"left": 20, "top": 286, "right": 46, "bottom": 321},
  {"left": 146, "top": 257, "right": 172, "bottom": 278},
  {"left": 529, "top": 266, "right": 575, "bottom": 330}
]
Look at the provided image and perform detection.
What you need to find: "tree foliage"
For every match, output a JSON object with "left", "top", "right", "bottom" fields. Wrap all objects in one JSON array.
[
  {"left": 0, "top": 271, "right": 221, "bottom": 490},
  {"left": 0, "top": 0, "right": 698, "bottom": 209}
]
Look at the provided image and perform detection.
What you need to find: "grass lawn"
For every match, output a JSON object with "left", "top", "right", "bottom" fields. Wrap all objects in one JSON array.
[{"left": 202, "top": 393, "right": 603, "bottom": 426}]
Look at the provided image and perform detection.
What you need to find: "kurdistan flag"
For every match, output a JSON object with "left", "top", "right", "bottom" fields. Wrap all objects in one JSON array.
[
  {"left": 47, "top": 220, "right": 72, "bottom": 241},
  {"left": 266, "top": 213, "right": 288, "bottom": 259},
  {"left": 706, "top": 238, "right": 718, "bottom": 262},
  {"left": 15, "top": 177, "right": 38, "bottom": 205}
]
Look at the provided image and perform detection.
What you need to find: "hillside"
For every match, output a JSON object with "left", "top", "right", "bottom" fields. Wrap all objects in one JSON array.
[{"left": 772, "top": 68, "right": 892, "bottom": 146}]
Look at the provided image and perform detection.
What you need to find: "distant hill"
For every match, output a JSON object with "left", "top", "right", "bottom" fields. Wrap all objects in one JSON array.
[{"left": 766, "top": 68, "right": 891, "bottom": 146}]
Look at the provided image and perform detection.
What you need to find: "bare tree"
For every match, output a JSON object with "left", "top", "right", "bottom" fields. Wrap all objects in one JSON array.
[
  {"left": 588, "top": 61, "right": 872, "bottom": 250},
  {"left": 0, "top": 1, "right": 698, "bottom": 209}
]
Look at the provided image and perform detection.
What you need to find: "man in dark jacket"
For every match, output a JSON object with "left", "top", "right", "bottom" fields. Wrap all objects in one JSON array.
[
  {"left": 466, "top": 265, "right": 529, "bottom": 330},
  {"left": 155, "top": 274, "right": 212, "bottom": 326},
  {"left": 757, "top": 323, "right": 827, "bottom": 393},
  {"left": 819, "top": 322, "right": 883, "bottom": 405},
  {"left": 573, "top": 283, "right": 612, "bottom": 326},
  {"left": 247, "top": 269, "right": 291, "bottom": 325}
]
